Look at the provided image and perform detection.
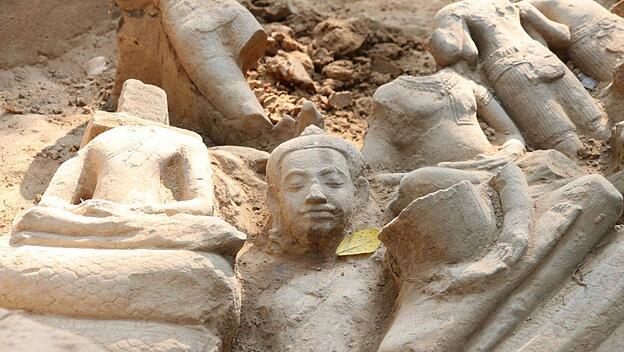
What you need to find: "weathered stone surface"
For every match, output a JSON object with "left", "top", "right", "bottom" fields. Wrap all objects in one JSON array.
[
  {"left": 266, "top": 50, "right": 315, "bottom": 90},
  {"left": 322, "top": 59, "right": 355, "bottom": 81},
  {"left": 113, "top": 0, "right": 320, "bottom": 150},
  {"left": 529, "top": 0, "right": 624, "bottom": 82},
  {"left": 116, "top": 78, "right": 169, "bottom": 124},
  {"left": 313, "top": 18, "right": 366, "bottom": 56},
  {"left": 0, "top": 309, "right": 104, "bottom": 352},
  {"left": 234, "top": 126, "right": 393, "bottom": 352},
  {"left": 328, "top": 91, "right": 353, "bottom": 109}
]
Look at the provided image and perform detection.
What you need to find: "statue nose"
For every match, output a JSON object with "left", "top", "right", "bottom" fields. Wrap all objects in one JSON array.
[{"left": 305, "top": 183, "right": 328, "bottom": 204}]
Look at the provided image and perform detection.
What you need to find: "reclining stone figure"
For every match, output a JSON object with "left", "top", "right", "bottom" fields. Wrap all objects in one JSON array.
[
  {"left": 113, "top": 0, "right": 320, "bottom": 150},
  {"left": 360, "top": 69, "right": 597, "bottom": 214},
  {"left": 526, "top": 0, "right": 624, "bottom": 82},
  {"left": 1, "top": 80, "right": 246, "bottom": 352},
  {"left": 429, "top": 0, "right": 610, "bottom": 157},
  {"left": 234, "top": 126, "right": 393, "bottom": 352},
  {"left": 378, "top": 164, "right": 623, "bottom": 352}
]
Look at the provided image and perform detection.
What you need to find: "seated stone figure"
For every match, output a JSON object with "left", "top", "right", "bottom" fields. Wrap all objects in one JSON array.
[
  {"left": 1, "top": 80, "right": 246, "bottom": 352},
  {"left": 113, "top": 0, "right": 321, "bottom": 150},
  {"left": 362, "top": 67, "right": 525, "bottom": 172},
  {"left": 429, "top": 0, "right": 610, "bottom": 157},
  {"left": 526, "top": 0, "right": 624, "bottom": 82},
  {"left": 378, "top": 164, "right": 623, "bottom": 351},
  {"left": 233, "top": 126, "right": 394, "bottom": 352}
]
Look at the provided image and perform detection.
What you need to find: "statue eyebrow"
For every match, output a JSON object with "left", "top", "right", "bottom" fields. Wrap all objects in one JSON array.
[
  {"left": 283, "top": 169, "right": 307, "bottom": 181},
  {"left": 319, "top": 167, "right": 348, "bottom": 178}
]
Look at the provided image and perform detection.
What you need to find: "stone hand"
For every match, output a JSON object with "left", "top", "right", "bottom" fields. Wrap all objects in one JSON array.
[
  {"left": 437, "top": 140, "right": 524, "bottom": 171},
  {"left": 450, "top": 243, "right": 513, "bottom": 287},
  {"left": 72, "top": 199, "right": 131, "bottom": 217}
]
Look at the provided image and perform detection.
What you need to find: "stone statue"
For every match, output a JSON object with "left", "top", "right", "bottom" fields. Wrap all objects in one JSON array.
[
  {"left": 526, "top": 0, "right": 624, "bottom": 82},
  {"left": 233, "top": 126, "right": 394, "bottom": 352},
  {"left": 360, "top": 70, "right": 597, "bottom": 214},
  {"left": 428, "top": 0, "right": 610, "bottom": 157},
  {"left": 113, "top": 0, "right": 321, "bottom": 150},
  {"left": 362, "top": 68, "right": 525, "bottom": 172},
  {"left": 1, "top": 80, "right": 247, "bottom": 352},
  {"left": 378, "top": 163, "right": 623, "bottom": 351}
]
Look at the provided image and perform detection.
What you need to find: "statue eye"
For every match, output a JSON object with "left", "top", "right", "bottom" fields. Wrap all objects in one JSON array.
[
  {"left": 287, "top": 183, "right": 305, "bottom": 191},
  {"left": 324, "top": 180, "right": 345, "bottom": 188}
]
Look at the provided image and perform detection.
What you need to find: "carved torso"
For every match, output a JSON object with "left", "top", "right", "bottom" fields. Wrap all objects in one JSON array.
[
  {"left": 234, "top": 246, "right": 394, "bottom": 352},
  {"left": 83, "top": 125, "right": 196, "bottom": 204},
  {"left": 363, "top": 70, "right": 493, "bottom": 171},
  {"left": 448, "top": 0, "right": 540, "bottom": 58}
]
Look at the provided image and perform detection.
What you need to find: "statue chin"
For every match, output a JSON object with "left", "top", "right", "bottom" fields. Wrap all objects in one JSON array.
[{"left": 288, "top": 221, "right": 345, "bottom": 247}]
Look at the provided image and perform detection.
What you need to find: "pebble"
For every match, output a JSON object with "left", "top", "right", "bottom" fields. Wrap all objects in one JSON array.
[{"left": 329, "top": 91, "right": 353, "bottom": 109}]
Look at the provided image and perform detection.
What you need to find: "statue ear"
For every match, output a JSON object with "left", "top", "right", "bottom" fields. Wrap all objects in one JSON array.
[
  {"left": 355, "top": 176, "right": 370, "bottom": 206},
  {"left": 266, "top": 184, "right": 281, "bottom": 229}
]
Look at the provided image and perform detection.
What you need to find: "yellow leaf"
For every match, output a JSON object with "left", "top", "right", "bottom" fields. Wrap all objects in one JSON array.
[{"left": 336, "top": 228, "right": 381, "bottom": 256}]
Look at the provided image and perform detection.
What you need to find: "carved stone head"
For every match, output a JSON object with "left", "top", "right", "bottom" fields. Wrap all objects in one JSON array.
[{"left": 266, "top": 126, "right": 369, "bottom": 250}]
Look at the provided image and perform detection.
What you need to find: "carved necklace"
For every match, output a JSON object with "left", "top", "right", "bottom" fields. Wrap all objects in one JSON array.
[{"left": 395, "top": 73, "right": 460, "bottom": 96}]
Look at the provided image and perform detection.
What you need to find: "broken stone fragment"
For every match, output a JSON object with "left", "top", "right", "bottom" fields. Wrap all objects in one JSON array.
[
  {"left": 266, "top": 36, "right": 279, "bottom": 56},
  {"left": 263, "top": 23, "right": 294, "bottom": 37},
  {"left": 266, "top": 50, "right": 315, "bottom": 91},
  {"left": 329, "top": 91, "right": 353, "bottom": 109},
  {"left": 311, "top": 47, "right": 334, "bottom": 66},
  {"left": 116, "top": 79, "right": 169, "bottom": 124},
  {"left": 313, "top": 18, "right": 366, "bottom": 57},
  {"left": 371, "top": 55, "right": 403, "bottom": 77},
  {"left": 369, "top": 42, "right": 402, "bottom": 59},
  {"left": 243, "top": 0, "right": 293, "bottom": 22},
  {"left": 322, "top": 60, "right": 355, "bottom": 81},
  {"left": 85, "top": 56, "right": 108, "bottom": 77}
]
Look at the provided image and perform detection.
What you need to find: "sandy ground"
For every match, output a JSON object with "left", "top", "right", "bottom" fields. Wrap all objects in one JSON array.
[{"left": 0, "top": 0, "right": 621, "bottom": 233}]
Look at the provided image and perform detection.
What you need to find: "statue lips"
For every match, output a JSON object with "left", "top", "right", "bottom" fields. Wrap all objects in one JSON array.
[{"left": 300, "top": 206, "right": 338, "bottom": 220}]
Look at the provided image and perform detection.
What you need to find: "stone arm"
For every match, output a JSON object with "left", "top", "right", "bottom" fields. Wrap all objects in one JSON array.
[
  {"left": 449, "top": 164, "right": 533, "bottom": 286},
  {"left": 427, "top": 6, "right": 479, "bottom": 67},
  {"left": 159, "top": 0, "right": 271, "bottom": 126},
  {"left": 516, "top": 1, "right": 571, "bottom": 48},
  {"left": 475, "top": 86, "right": 525, "bottom": 146},
  {"left": 38, "top": 149, "right": 96, "bottom": 211}
]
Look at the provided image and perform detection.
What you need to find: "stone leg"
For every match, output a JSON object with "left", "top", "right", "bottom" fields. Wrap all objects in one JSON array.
[
  {"left": 493, "top": 64, "right": 583, "bottom": 157},
  {"left": 10, "top": 205, "right": 246, "bottom": 258},
  {"left": 555, "top": 69, "right": 610, "bottom": 140},
  {"left": 489, "top": 228, "right": 624, "bottom": 352},
  {"left": 569, "top": 24, "right": 624, "bottom": 82}
]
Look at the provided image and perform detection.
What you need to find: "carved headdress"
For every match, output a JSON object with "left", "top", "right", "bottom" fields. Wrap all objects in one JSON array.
[{"left": 266, "top": 125, "right": 365, "bottom": 187}]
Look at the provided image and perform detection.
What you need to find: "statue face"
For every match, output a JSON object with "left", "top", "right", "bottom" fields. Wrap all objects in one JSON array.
[{"left": 277, "top": 148, "right": 355, "bottom": 246}]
